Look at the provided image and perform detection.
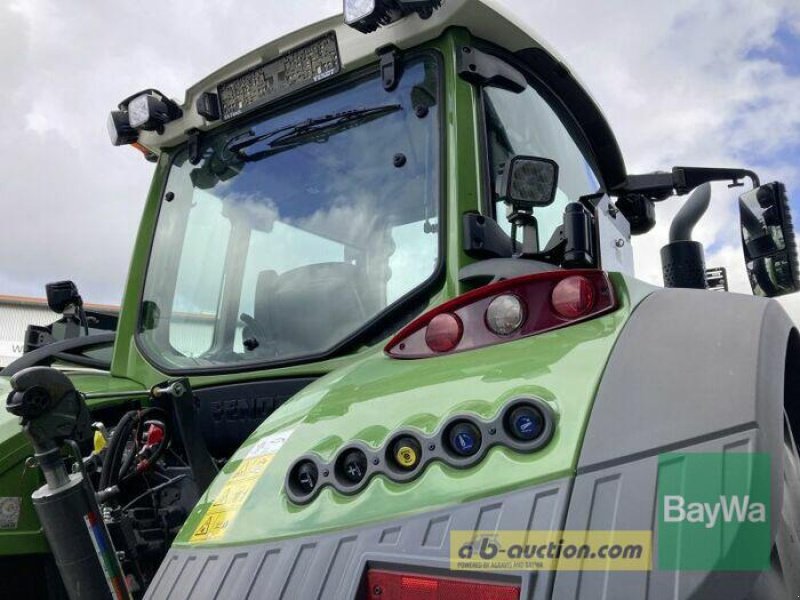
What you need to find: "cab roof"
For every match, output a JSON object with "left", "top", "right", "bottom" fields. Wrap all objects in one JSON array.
[{"left": 136, "top": 0, "right": 626, "bottom": 188}]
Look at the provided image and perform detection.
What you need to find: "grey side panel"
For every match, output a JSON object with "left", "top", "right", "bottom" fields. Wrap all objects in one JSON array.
[
  {"left": 578, "top": 289, "right": 791, "bottom": 476},
  {"left": 554, "top": 290, "right": 796, "bottom": 599},
  {"left": 146, "top": 479, "right": 571, "bottom": 600},
  {"left": 553, "top": 429, "right": 760, "bottom": 600}
]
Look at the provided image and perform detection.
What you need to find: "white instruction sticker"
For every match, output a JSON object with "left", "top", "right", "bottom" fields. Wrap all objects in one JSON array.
[
  {"left": 0, "top": 497, "right": 22, "bottom": 529},
  {"left": 245, "top": 428, "right": 296, "bottom": 459}
]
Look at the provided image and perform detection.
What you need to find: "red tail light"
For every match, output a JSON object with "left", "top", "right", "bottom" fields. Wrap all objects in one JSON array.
[
  {"left": 551, "top": 275, "right": 595, "bottom": 319},
  {"left": 385, "top": 269, "right": 617, "bottom": 359},
  {"left": 425, "top": 313, "right": 464, "bottom": 352},
  {"left": 366, "top": 569, "right": 520, "bottom": 600}
]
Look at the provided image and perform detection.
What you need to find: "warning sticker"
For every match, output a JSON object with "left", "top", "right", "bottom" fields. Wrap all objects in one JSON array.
[
  {"left": 0, "top": 497, "right": 22, "bottom": 530},
  {"left": 190, "top": 429, "right": 294, "bottom": 543}
]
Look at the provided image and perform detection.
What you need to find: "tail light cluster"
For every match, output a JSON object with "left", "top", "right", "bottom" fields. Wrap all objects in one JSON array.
[
  {"left": 285, "top": 398, "right": 555, "bottom": 505},
  {"left": 385, "top": 270, "right": 617, "bottom": 359},
  {"left": 366, "top": 569, "right": 520, "bottom": 600}
]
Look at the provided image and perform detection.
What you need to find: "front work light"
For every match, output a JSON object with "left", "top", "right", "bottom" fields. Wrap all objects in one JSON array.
[
  {"left": 126, "top": 91, "right": 182, "bottom": 133},
  {"left": 107, "top": 110, "right": 137, "bottom": 146},
  {"left": 344, "top": 0, "right": 377, "bottom": 26},
  {"left": 108, "top": 88, "right": 181, "bottom": 151},
  {"left": 344, "top": 0, "right": 442, "bottom": 33}
]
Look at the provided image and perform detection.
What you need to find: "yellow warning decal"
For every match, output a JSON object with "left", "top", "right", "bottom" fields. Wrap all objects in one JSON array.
[
  {"left": 190, "top": 428, "right": 294, "bottom": 543},
  {"left": 189, "top": 455, "right": 272, "bottom": 542}
]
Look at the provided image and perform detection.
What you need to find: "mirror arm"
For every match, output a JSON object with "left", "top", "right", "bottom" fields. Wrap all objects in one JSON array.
[
  {"left": 614, "top": 167, "right": 761, "bottom": 200},
  {"left": 672, "top": 167, "right": 760, "bottom": 195},
  {"left": 612, "top": 172, "right": 674, "bottom": 201}
]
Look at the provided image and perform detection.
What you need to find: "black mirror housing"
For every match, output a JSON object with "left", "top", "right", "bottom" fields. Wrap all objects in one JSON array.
[
  {"left": 500, "top": 155, "right": 559, "bottom": 210},
  {"left": 739, "top": 182, "right": 800, "bottom": 298},
  {"left": 45, "top": 280, "right": 83, "bottom": 314}
]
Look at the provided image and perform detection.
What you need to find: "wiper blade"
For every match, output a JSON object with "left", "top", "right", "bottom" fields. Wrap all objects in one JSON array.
[{"left": 227, "top": 104, "right": 402, "bottom": 155}]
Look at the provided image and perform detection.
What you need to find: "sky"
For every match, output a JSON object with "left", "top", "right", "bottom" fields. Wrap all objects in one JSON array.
[{"left": 1, "top": 0, "right": 799, "bottom": 314}]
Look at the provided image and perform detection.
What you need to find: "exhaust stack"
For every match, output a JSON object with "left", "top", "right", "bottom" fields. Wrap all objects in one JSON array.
[{"left": 661, "top": 183, "right": 711, "bottom": 289}]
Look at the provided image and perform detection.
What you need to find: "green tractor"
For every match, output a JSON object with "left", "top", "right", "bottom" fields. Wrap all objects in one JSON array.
[{"left": 2, "top": 1, "right": 800, "bottom": 598}]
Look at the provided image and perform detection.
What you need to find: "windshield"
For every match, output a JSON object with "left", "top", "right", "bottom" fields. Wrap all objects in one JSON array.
[{"left": 139, "top": 56, "right": 441, "bottom": 371}]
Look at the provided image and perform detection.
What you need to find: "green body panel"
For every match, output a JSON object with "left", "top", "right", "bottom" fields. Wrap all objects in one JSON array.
[
  {"left": 175, "top": 274, "right": 655, "bottom": 548},
  {"left": 0, "top": 371, "right": 145, "bottom": 555}
]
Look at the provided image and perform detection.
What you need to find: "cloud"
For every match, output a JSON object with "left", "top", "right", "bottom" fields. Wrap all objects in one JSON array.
[
  {"left": 500, "top": 0, "right": 800, "bottom": 299},
  {"left": 2, "top": 0, "right": 800, "bottom": 324},
  {"left": 0, "top": 0, "right": 340, "bottom": 305}
]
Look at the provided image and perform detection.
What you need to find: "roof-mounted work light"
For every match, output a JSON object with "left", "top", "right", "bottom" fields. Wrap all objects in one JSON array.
[
  {"left": 125, "top": 90, "right": 183, "bottom": 132},
  {"left": 107, "top": 110, "right": 138, "bottom": 146},
  {"left": 107, "top": 89, "right": 182, "bottom": 148},
  {"left": 344, "top": 0, "right": 442, "bottom": 33}
]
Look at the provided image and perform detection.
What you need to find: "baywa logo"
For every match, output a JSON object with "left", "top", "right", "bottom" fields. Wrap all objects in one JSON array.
[
  {"left": 657, "top": 452, "right": 771, "bottom": 571},
  {"left": 663, "top": 494, "right": 766, "bottom": 529}
]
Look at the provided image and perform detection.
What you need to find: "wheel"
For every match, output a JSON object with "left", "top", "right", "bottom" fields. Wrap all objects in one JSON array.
[{"left": 749, "top": 416, "right": 800, "bottom": 599}]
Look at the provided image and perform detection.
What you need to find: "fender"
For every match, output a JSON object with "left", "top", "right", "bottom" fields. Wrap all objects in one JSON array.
[{"left": 554, "top": 288, "right": 797, "bottom": 598}]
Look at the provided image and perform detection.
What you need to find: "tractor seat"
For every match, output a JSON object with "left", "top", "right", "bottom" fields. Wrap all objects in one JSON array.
[{"left": 254, "top": 263, "right": 370, "bottom": 356}]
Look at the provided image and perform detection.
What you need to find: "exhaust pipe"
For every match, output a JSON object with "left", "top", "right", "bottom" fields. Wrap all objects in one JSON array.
[{"left": 661, "top": 183, "right": 711, "bottom": 289}]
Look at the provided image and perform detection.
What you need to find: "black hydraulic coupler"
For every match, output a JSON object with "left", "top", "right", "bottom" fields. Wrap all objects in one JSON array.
[{"left": 6, "top": 367, "right": 131, "bottom": 600}]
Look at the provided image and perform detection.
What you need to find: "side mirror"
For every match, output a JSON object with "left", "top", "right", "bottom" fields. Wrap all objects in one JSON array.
[
  {"left": 500, "top": 155, "right": 559, "bottom": 210},
  {"left": 45, "top": 280, "right": 83, "bottom": 314},
  {"left": 739, "top": 182, "right": 800, "bottom": 297}
]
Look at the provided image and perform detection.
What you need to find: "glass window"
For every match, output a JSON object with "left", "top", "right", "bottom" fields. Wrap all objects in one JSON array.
[
  {"left": 138, "top": 56, "right": 441, "bottom": 371},
  {"left": 484, "top": 81, "right": 601, "bottom": 248}
]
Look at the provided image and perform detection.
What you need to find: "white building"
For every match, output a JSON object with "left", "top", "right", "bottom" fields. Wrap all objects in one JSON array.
[{"left": 0, "top": 296, "right": 118, "bottom": 367}]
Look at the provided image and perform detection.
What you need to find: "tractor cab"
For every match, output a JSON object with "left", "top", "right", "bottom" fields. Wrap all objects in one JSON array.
[{"left": 111, "top": 7, "right": 637, "bottom": 385}]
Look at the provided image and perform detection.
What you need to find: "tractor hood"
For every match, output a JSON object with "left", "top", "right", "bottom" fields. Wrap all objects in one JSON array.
[
  {"left": 176, "top": 275, "right": 655, "bottom": 549},
  {"left": 0, "top": 376, "right": 15, "bottom": 445},
  {"left": 0, "top": 370, "right": 148, "bottom": 555}
]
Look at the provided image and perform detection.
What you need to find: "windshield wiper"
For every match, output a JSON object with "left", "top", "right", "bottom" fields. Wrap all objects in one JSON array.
[{"left": 226, "top": 104, "right": 402, "bottom": 157}]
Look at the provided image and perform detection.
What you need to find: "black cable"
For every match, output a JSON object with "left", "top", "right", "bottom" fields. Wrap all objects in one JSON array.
[
  {"left": 121, "top": 474, "right": 187, "bottom": 511},
  {"left": 99, "top": 407, "right": 173, "bottom": 499},
  {"left": 118, "top": 408, "right": 170, "bottom": 483},
  {"left": 78, "top": 306, "right": 90, "bottom": 336}
]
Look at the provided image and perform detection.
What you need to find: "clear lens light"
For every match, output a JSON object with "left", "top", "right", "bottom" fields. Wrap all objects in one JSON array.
[
  {"left": 485, "top": 294, "right": 525, "bottom": 336},
  {"left": 128, "top": 95, "right": 151, "bottom": 129},
  {"left": 107, "top": 113, "right": 119, "bottom": 143},
  {"left": 107, "top": 111, "right": 137, "bottom": 146},
  {"left": 344, "top": 0, "right": 376, "bottom": 23}
]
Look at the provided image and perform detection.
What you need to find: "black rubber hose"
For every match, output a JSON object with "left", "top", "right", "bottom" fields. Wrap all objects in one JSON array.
[
  {"left": 669, "top": 183, "right": 712, "bottom": 242},
  {"left": 99, "top": 410, "right": 137, "bottom": 491},
  {"left": 102, "top": 414, "right": 136, "bottom": 490}
]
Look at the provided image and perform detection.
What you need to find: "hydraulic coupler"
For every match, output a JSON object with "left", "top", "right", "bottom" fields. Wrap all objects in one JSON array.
[{"left": 6, "top": 367, "right": 131, "bottom": 600}]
